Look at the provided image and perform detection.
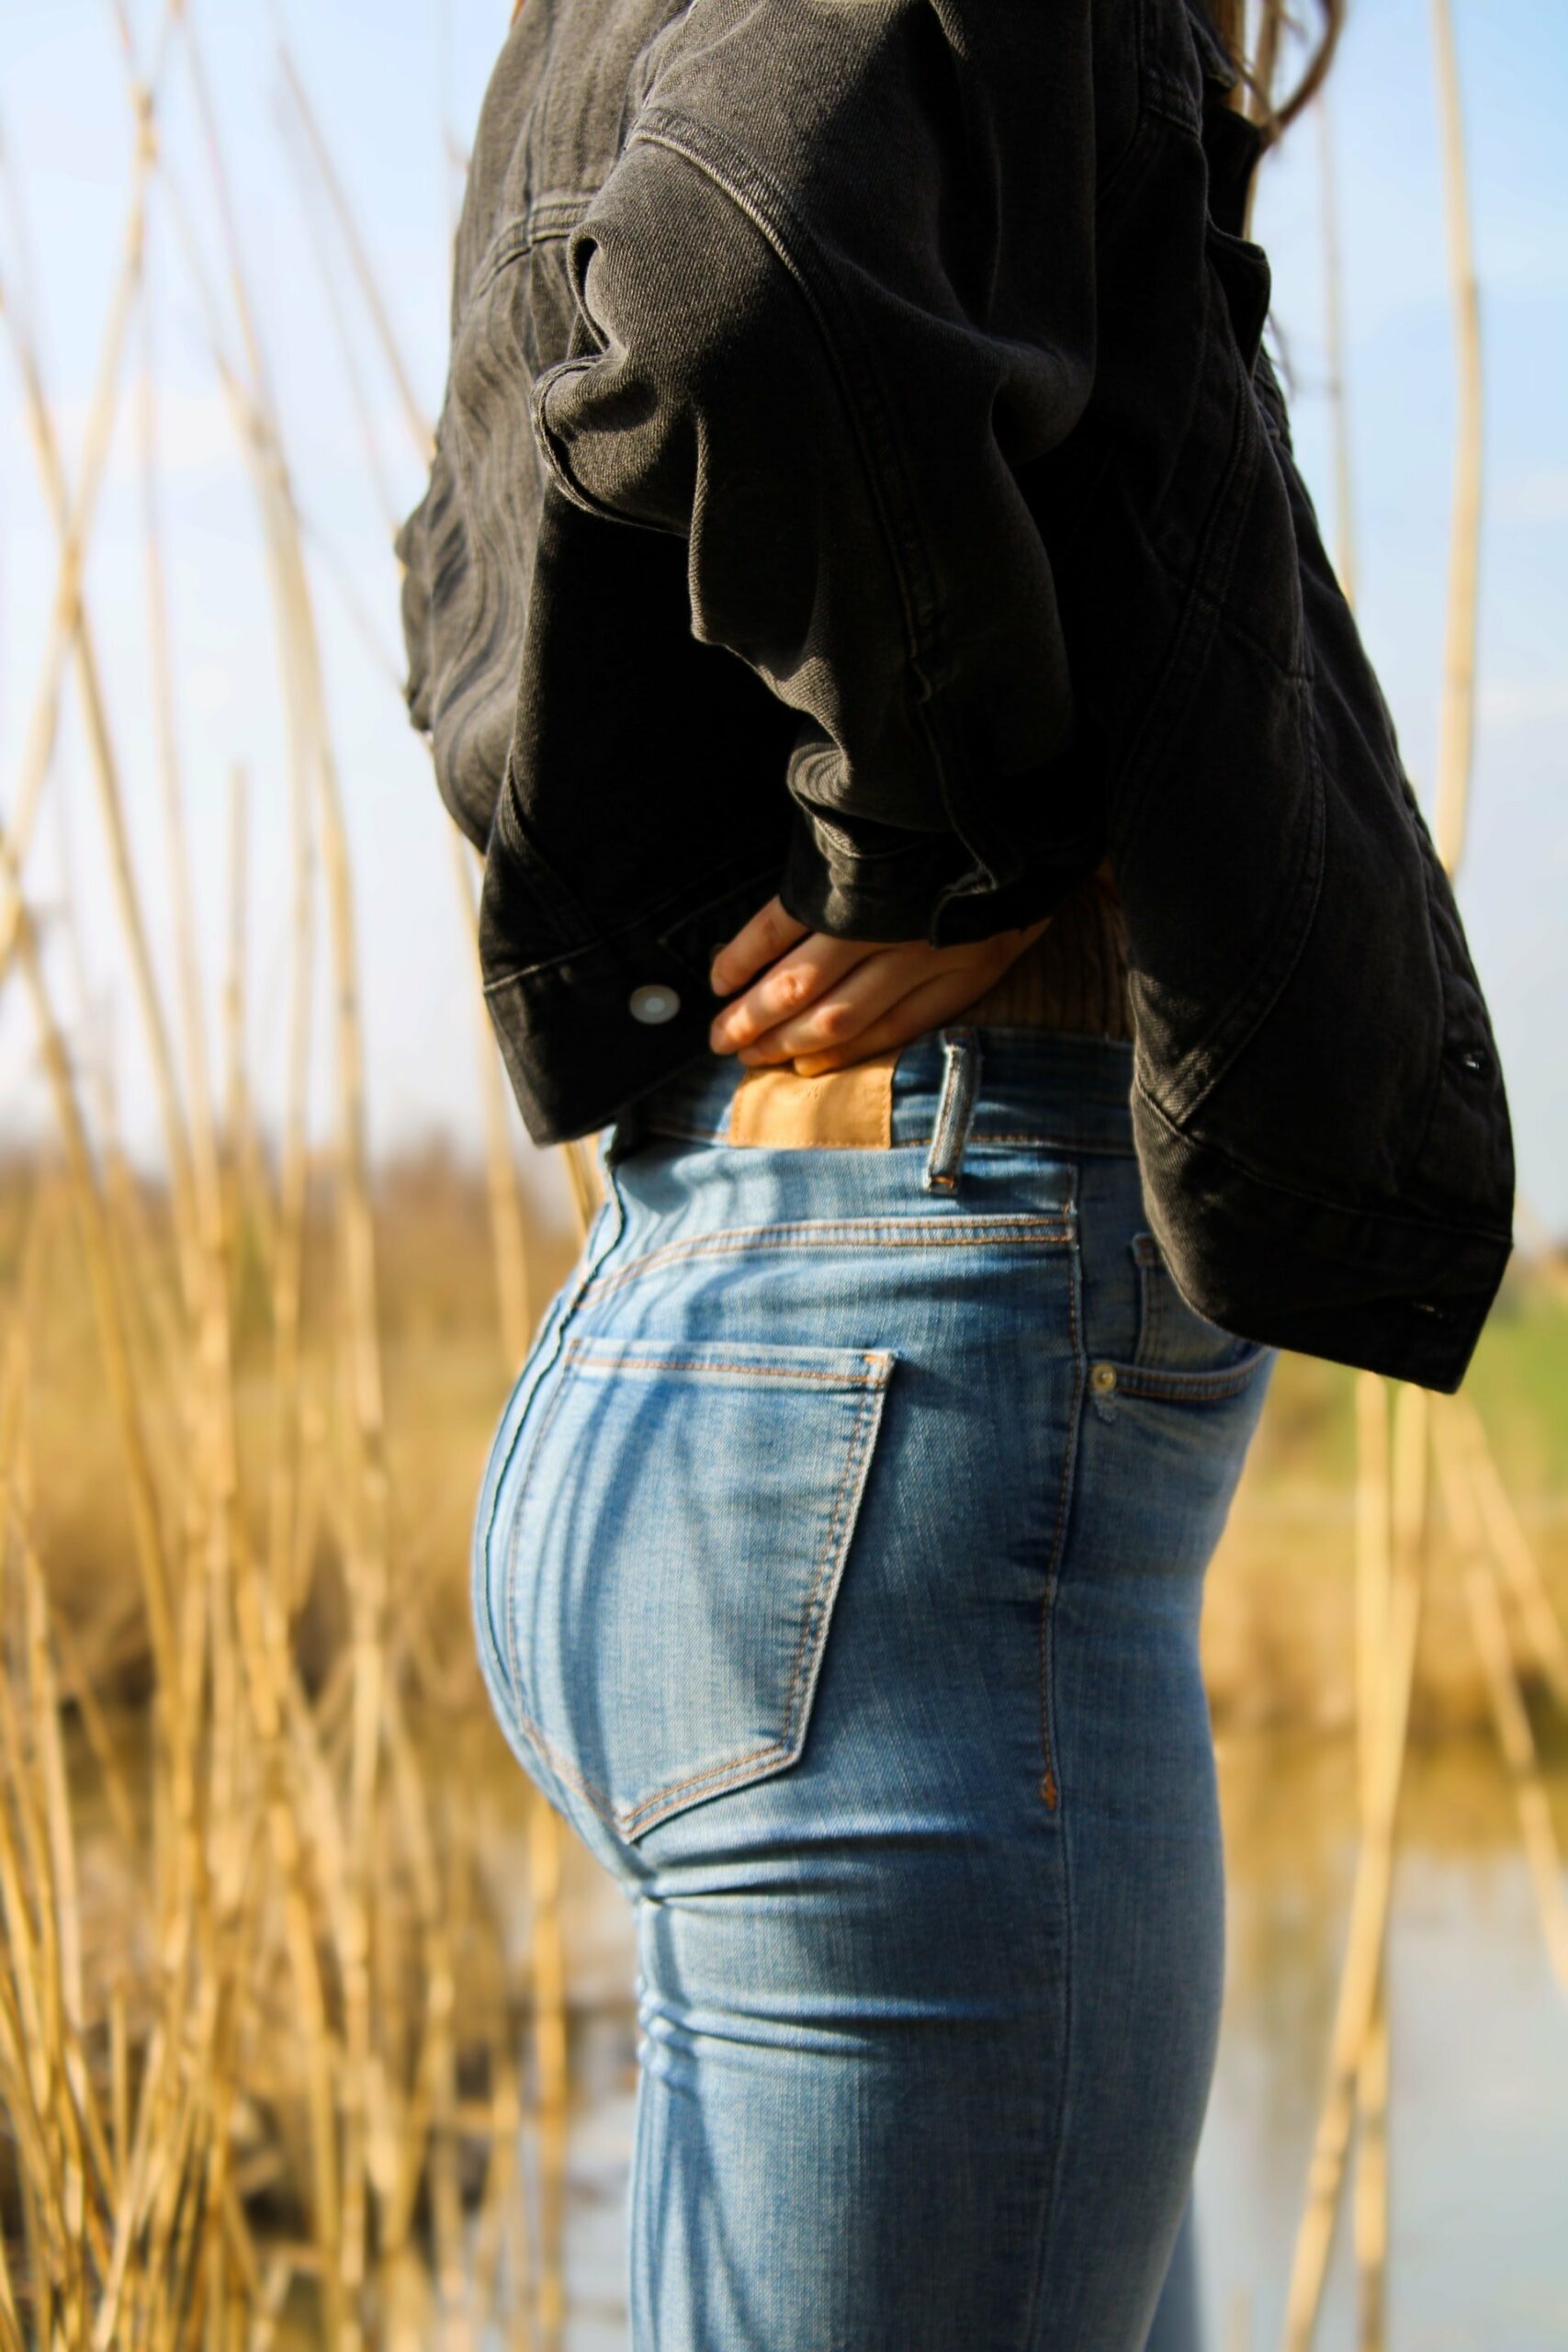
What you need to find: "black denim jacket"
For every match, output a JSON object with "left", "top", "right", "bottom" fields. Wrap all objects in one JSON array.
[{"left": 398, "top": 0, "right": 1514, "bottom": 1391}]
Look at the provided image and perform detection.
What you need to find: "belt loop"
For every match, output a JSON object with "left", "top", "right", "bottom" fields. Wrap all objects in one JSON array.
[{"left": 922, "top": 1027, "right": 982, "bottom": 1193}]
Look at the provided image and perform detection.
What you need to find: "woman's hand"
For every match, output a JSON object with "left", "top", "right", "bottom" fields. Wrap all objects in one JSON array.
[{"left": 706, "top": 895, "right": 1049, "bottom": 1076}]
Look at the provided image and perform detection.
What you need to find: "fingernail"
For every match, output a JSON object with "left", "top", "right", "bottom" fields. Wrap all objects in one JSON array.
[{"left": 708, "top": 961, "right": 728, "bottom": 995}]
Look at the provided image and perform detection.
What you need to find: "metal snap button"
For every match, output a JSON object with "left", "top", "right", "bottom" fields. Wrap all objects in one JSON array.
[
  {"left": 1090, "top": 1363, "right": 1118, "bottom": 1395},
  {"left": 628, "top": 983, "right": 680, "bottom": 1025}
]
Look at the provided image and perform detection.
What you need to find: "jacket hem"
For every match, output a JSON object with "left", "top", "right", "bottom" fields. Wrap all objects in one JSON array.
[{"left": 1133, "top": 1088, "right": 1512, "bottom": 1392}]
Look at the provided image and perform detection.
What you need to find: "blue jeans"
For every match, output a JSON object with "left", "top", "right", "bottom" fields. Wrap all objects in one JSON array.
[{"left": 473, "top": 1029, "right": 1272, "bottom": 2351}]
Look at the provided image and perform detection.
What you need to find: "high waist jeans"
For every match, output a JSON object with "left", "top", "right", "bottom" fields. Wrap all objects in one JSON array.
[{"left": 473, "top": 1028, "right": 1273, "bottom": 2351}]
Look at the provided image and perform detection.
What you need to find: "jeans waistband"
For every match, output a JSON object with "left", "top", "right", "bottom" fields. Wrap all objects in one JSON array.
[{"left": 621, "top": 1025, "right": 1138, "bottom": 1163}]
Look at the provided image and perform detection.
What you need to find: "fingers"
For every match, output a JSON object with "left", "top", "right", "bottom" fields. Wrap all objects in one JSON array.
[
  {"left": 706, "top": 901, "right": 1055, "bottom": 1066},
  {"left": 707, "top": 928, "right": 876, "bottom": 1054},
  {"left": 787, "top": 966, "right": 992, "bottom": 1075},
  {"left": 730, "top": 940, "right": 938, "bottom": 1063},
  {"left": 708, "top": 896, "right": 809, "bottom": 998}
]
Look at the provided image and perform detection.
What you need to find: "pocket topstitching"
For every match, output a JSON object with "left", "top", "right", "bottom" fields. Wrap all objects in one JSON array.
[{"left": 500, "top": 1333, "right": 895, "bottom": 1841}]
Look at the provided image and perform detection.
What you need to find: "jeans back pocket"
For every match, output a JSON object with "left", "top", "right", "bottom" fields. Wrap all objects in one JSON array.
[{"left": 498, "top": 1334, "right": 895, "bottom": 1841}]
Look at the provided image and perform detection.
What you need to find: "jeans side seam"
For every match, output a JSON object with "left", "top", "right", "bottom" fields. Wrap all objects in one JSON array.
[
  {"left": 1022, "top": 1219, "right": 1085, "bottom": 2346},
  {"left": 1037, "top": 1216, "right": 1083, "bottom": 1818}
]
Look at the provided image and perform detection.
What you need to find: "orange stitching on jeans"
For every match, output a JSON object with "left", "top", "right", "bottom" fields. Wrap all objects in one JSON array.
[
  {"left": 561, "top": 1343, "right": 889, "bottom": 1386},
  {"left": 581, "top": 1217, "right": 1070, "bottom": 1302},
  {"left": 1111, "top": 1351, "right": 1269, "bottom": 1402},
  {"left": 617, "top": 1377, "right": 883, "bottom": 1831},
  {"left": 773, "top": 1379, "right": 881, "bottom": 1748},
  {"left": 503, "top": 1351, "right": 888, "bottom": 1839}
]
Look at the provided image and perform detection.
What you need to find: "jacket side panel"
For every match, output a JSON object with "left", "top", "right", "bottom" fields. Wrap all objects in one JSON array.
[{"left": 1099, "top": 3, "right": 1513, "bottom": 1385}]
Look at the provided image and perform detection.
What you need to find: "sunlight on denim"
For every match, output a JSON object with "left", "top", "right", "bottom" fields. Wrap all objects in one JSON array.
[{"left": 473, "top": 1031, "right": 1272, "bottom": 2352}]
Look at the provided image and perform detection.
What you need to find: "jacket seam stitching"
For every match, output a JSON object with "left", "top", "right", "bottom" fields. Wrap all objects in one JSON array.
[
  {"left": 1148, "top": 680, "right": 1327, "bottom": 1124},
  {"left": 481, "top": 854, "right": 781, "bottom": 990},
  {"left": 1134, "top": 1080, "right": 1514, "bottom": 1244},
  {"left": 627, "top": 109, "right": 966, "bottom": 839}
]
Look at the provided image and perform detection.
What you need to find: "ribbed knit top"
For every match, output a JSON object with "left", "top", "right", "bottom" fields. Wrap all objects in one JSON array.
[{"left": 963, "top": 865, "right": 1134, "bottom": 1040}]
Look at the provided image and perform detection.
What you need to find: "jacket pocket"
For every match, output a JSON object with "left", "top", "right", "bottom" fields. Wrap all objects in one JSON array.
[{"left": 498, "top": 1334, "right": 895, "bottom": 1841}]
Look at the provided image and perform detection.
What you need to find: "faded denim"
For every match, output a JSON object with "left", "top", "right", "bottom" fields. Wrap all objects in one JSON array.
[
  {"left": 400, "top": 0, "right": 1513, "bottom": 1389},
  {"left": 472, "top": 1029, "right": 1272, "bottom": 2350}
]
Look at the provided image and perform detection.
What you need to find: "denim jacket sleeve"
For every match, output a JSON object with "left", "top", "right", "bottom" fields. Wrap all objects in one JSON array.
[{"left": 528, "top": 0, "right": 1099, "bottom": 943}]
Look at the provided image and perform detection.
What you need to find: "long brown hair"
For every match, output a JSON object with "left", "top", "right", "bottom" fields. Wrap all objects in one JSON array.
[{"left": 1212, "top": 0, "right": 1346, "bottom": 145}]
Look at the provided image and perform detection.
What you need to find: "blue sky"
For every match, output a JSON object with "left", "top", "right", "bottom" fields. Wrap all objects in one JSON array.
[{"left": 0, "top": 0, "right": 1563, "bottom": 1227}]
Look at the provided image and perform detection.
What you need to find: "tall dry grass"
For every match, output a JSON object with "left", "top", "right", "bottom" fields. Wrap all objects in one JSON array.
[{"left": 0, "top": 9, "right": 582, "bottom": 2344}]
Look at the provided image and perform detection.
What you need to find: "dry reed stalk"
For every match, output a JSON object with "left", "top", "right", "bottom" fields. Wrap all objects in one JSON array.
[
  {"left": 168, "top": 40, "right": 393, "bottom": 2317},
  {"left": 45, "top": 1599, "right": 139, "bottom": 1857},
  {"left": 1350, "top": 1992, "right": 1389, "bottom": 2351},
  {"left": 3, "top": 141, "right": 204, "bottom": 1318},
  {"left": 185, "top": 12, "right": 389, "bottom": 1551},
  {"left": 139, "top": 298, "right": 212, "bottom": 1188},
  {"left": 1349, "top": 1372, "right": 1391, "bottom": 2350},
  {"left": 7, "top": 899, "right": 180, "bottom": 1731},
  {"left": 220, "top": 1502, "right": 350, "bottom": 2325},
  {"left": 288, "top": 86, "right": 574, "bottom": 2334},
  {"left": 562, "top": 1139, "right": 604, "bottom": 1233},
  {"left": 276, "top": 40, "right": 434, "bottom": 460},
  {"left": 454, "top": 835, "right": 535, "bottom": 1370},
  {"left": 528, "top": 1781, "right": 570, "bottom": 2352},
  {"left": 1281, "top": 1385, "right": 1427, "bottom": 2352},
  {"left": 1428, "top": 0, "right": 1483, "bottom": 876},
  {"left": 469, "top": 2051, "right": 532, "bottom": 2349},
  {"left": 1436, "top": 1397, "right": 1568, "bottom": 1708},
  {"left": 381, "top": 1690, "right": 474, "bottom": 2346},
  {"left": 140, "top": 303, "right": 360, "bottom": 2343},
  {"left": 220, "top": 761, "right": 273, "bottom": 1281},
  {"left": 259, "top": 557, "right": 320, "bottom": 1637},
  {"left": 1464, "top": 1573, "right": 1568, "bottom": 1990},
  {"left": 1353, "top": 1376, "right": 1392, "bottom": 1807},
  {"left": 1282, "top": 3, "right": 1502, "bottom": 2333},
  {"left": 21, "top": 1546, "right": 96, "bottom": 2169},
  {"left": 0, "top": 143, "right": 148, "bottom": 934},
  {"left": 1250, "top": 2, "right": 1284, "bottom": 131},
  {"left": 1434, "top": 1434, "right": 1568, "bottom": 1991},
  {"left": 281, "top": 120, "right": 401, "bottom": 543},
  {"left": 1212, "top": 0, "right": 1245, "bottom": 86},
  {"left": 1316, "top": 93, "right": 1358, "bottom": 605},
  {"left": 450, "top": 830, "right": 570, "bottom": 2352},
  {"left": 284, "top": 0, "right": 596, "bottom": 2211}
]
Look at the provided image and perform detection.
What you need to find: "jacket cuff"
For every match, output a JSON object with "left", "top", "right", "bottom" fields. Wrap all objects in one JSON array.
[
  {"left": 777, "top": 804, "right": 972, "bottom": 942},
  {"left": 778, "top": 803, "right": 1095, "bottom": 946}
]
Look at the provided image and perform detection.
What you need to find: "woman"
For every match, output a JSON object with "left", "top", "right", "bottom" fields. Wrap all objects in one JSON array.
[{"left": 399, "top": 1, "right": 1513, "bottom": 2343}]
